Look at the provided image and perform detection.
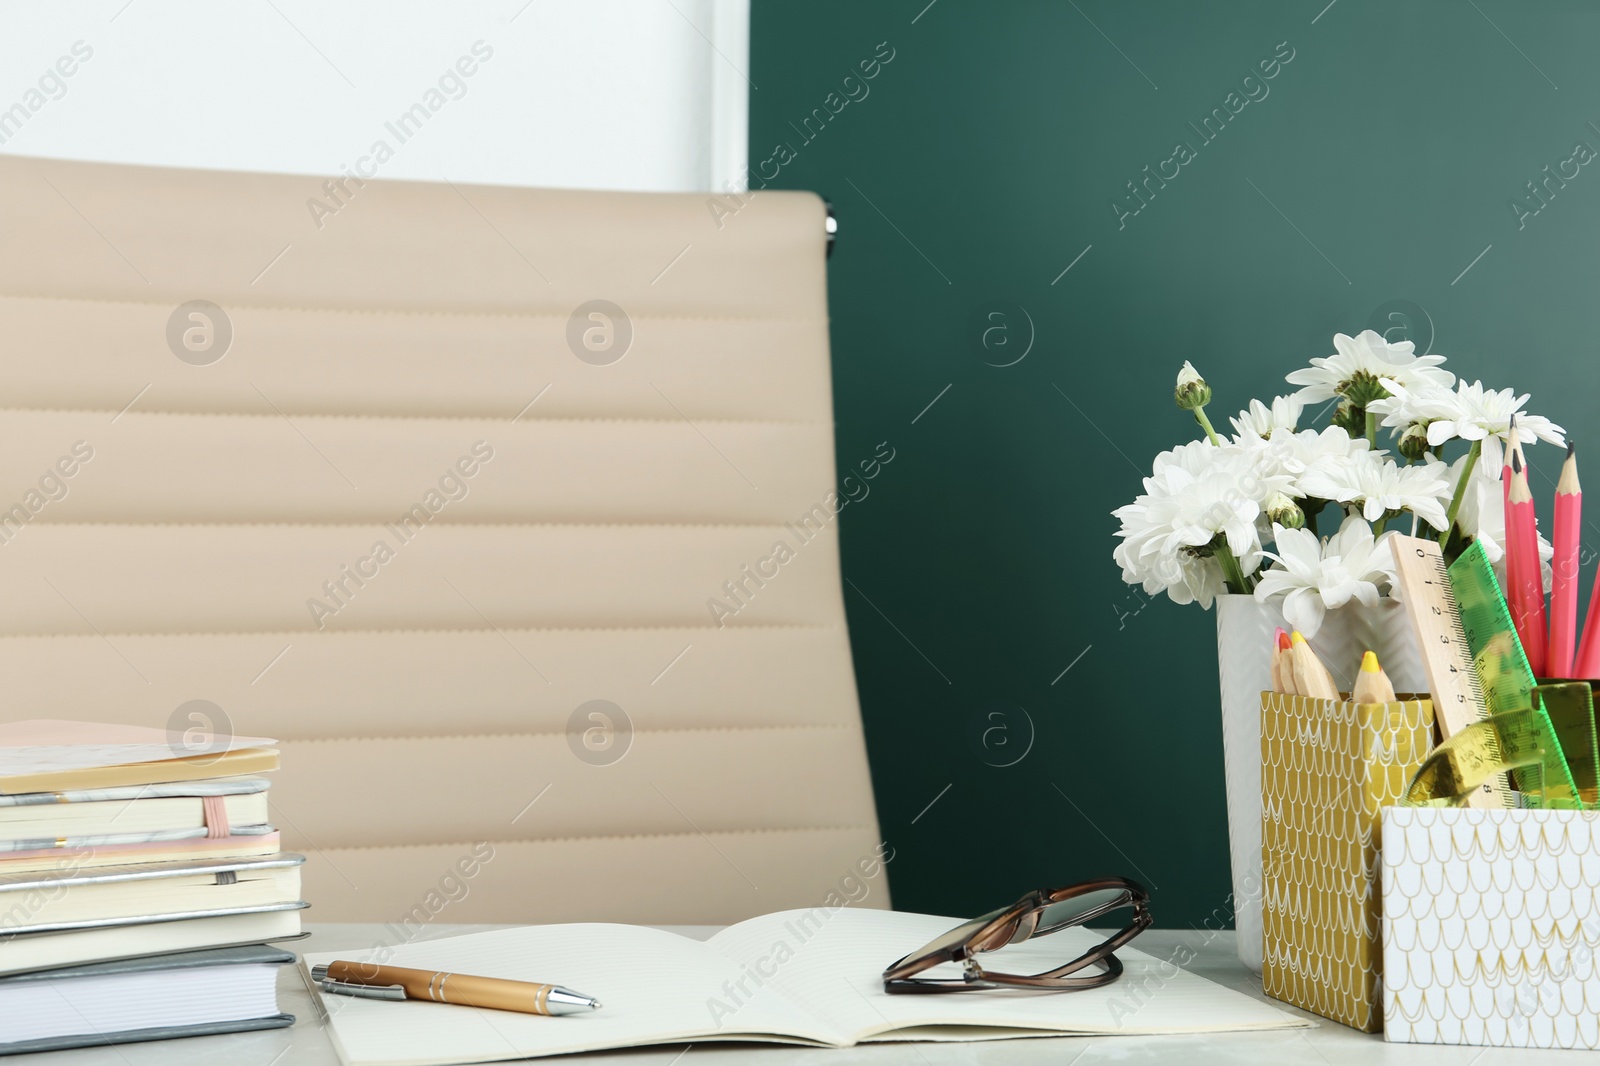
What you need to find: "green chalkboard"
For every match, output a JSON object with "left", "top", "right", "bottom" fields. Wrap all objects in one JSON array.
[{"left": 751, "top": 0, "right": 1600, "bottom": 927}]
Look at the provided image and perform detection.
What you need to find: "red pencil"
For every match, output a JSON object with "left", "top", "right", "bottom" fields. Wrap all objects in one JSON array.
[
  {"left": 1506, "top": 446, "right": 1547, "bottom": 675},
  {"left": 1577, "top": 600, "right": 1600, "bottom": 678},
  {"left": 1575, "top": 566, "right": 1600, "bottom": 678},
  {"left": 1549, "top": 444, "right": 1581, "bottom": 677},
  {"left": 1502, "top": 421, "right": 1521, "bottom": 638},
  {"left": 1574, "top": 452, "right": 1600, "bottom": 677}
]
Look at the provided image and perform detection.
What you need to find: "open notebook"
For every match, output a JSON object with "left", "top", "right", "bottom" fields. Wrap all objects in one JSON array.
[{"left": 303, "top": 909, "right": 1308, "bottom": 1066}]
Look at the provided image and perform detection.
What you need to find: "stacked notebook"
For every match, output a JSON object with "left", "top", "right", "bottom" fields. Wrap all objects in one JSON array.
[{"left": 0, "top": 720, "right": 306, "bottom": 1054}]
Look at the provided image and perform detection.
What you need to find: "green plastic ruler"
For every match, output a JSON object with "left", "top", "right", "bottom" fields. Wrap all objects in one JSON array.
[
  {"left": 1447, "top": 540, "right": 1581, "bottom": 809},
  {"left": 1538, "top": 682, "right": 1600, "bottom": 807},
  {"left": 1404, "top": 707, "right": 1548, "bottom": 807}
]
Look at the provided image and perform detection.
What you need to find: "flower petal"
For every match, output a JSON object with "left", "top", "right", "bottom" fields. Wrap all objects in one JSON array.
[{"left": 1282, "top": 587, "right": 1326, "bottom": 638}]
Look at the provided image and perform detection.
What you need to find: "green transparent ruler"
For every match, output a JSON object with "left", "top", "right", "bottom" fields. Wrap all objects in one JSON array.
[
  {"left": 1404, "top": 707, "right": 1548, "bottom": 807},
  {"left": 1539, "top": 682, "right": 1600, "bottom": 807},
  {"left": 1447, "top": 540, "right": 1581, "bottom": 809}
]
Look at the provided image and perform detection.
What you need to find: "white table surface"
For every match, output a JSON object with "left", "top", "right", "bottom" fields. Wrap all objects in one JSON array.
[{"left": 6, "top": 924, "right": 1585, "bottom": 1065}]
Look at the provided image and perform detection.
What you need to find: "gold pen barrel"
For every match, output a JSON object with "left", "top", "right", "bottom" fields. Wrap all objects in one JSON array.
[{"left": 324, "top": 961, "right": 599, "bottom": 1015}]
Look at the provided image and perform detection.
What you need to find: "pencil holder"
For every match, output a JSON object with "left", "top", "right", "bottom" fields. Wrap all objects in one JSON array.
[
  {"left": 1382, "top": 806, "right": 1600, "bottom": 1050},
  {"left": 1260, "top": 690, "right": 1434, "bottom": 1032}
]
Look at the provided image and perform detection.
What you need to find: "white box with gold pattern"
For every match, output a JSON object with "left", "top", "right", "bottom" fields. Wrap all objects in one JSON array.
[{"left": 1381, "top": 807, "right": 1600, "bottom": 1049}]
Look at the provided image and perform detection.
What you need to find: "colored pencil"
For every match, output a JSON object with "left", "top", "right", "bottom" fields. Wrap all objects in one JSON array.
[
  {"left": 1502, "top": 421, "right": 1521, "bottom": 644},
  {"left": 1270, "top": 629, "right": 1282, "bottom": 693},
  {"left": 1574, "top": 469, "right": 1600, "bottom": 677},
  {"left": 1505, "top": 446, "right": 1548, "bottom": 675},
  {"left": 1289, "top": 630, "right": 1339, "bottom": 699},
  {"left": 1272, "top": 628, "right": 1295, "bottom": 694},
  {"left": 1575, "top": 569, "right": 1600, "bottom": 678},
  {"left": 1549, "top": 444, "right": 1581, "bottom": 677},
  {"left": 1351, "top": 650, "right": 1397, "bottom": 704}
]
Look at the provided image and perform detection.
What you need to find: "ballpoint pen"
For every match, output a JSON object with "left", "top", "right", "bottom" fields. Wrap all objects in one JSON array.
[{"left": 311, "top": 960, "right": 602, "bottom": 1015}]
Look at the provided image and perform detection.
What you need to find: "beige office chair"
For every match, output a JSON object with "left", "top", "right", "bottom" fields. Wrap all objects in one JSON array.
[{"left": 0, "top": 154, "right": 887, "bottom": 924}]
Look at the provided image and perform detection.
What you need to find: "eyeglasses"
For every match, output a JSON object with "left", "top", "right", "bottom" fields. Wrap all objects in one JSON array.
[{"left": 882, "top": 876, "right": 1151, "bottom": 994}]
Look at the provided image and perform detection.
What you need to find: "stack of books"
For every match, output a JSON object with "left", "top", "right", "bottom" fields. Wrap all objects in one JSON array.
[{"left": 0, "top": 720, "right": 306, "bottom": 1054}]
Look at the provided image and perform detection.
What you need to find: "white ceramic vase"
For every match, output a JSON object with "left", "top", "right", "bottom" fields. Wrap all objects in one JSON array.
[{"left": 1215, "top": 594, "right": 1428, "bottom": 975}]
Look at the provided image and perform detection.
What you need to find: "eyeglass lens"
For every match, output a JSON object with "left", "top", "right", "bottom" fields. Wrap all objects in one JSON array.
[{"left": 1032, "top": 888, "right": 1132, "bottom": 938}]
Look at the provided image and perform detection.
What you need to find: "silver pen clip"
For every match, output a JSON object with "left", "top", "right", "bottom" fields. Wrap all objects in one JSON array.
[{"left": 310, "top": 964, "right": 408, "bottom": 1002}]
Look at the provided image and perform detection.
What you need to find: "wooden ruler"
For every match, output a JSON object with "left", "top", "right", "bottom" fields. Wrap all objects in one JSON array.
[{"left": 1389, "top": 534, "right": 1510, "bottom": 808}]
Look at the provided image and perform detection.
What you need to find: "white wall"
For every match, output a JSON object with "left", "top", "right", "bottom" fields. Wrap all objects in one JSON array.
[{"left": 0, "top": 0, "right": 748, "bottom": 193}]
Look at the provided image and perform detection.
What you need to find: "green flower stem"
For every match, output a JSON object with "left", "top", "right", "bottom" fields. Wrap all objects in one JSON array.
[
  {"left": 1299, "top": 497, "right": 1326, "bottom": 538},
  {"left": 1365, "top": 411, "right": 1377, "bottom": 447},
  {"left": 1215, "top": 541, "right": 1251, "bottom": 595},
  {"left": 1438, "top": 438, "right": 1481, "bottom": 548},
  {"left": 1194, "top": 405, "right": 1222, "bottom": 446}
]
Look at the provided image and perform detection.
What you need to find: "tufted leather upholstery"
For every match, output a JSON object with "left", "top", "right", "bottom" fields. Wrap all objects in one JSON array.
[{"left": 0, "top": 154, "right": 885, "bottom": 924}]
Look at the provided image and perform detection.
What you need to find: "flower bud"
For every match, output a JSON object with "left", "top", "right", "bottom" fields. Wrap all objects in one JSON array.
[
  {"left": 1398, "top": 422, "right": 1431, "bottom": 462},
  {"left": 1331, "top": 401, "right": 1364, "bottom": 437},
  {"left": 1174, "top": 361, "right": 1212, "bottom": 411},
  {"left": 1264, "top": 492, "right": 1305, "bottom": 530}
]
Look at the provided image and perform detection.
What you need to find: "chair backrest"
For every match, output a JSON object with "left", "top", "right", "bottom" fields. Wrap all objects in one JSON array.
[{"left": 0, "top": 154, "right": 887, "bottom": 924}]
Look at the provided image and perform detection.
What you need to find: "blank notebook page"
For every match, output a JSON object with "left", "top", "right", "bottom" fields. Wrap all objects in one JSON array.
[
  {"left": 303, "top": 924, "right": 835, "bottom": 1066},
  {"left": 707, "top": 909, "right": 1303, "bottom": 1039}
]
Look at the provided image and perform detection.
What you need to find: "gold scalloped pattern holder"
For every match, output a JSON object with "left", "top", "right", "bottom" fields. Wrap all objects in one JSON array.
[
  {"left": 1261, "top": 690, "right": 1434, "bottom": 1032},
  {"left": 1382, "top": 806, "right": 1600, "bottom": 1049}
]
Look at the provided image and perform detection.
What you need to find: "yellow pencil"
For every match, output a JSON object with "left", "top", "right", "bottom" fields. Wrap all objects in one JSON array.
[
  {"left": 1289, "top": 631, "right": 1340, "bottom": 699},
  {"left": 1350, "top": 650, "right": 1396, "bottom": 704}
]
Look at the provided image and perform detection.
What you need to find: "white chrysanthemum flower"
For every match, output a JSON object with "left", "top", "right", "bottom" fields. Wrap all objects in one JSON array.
[
  {"left": 1236, "top": 425, "right": 1371, "bottom": 486},
  {"left": 1229, "top": 395, "right": 1303, "bottom": 440},
  {"left": 1115, "top": 548, "right": 1228, "bottom": 608},
  {"left": 1151, "top": 438, "right": 1224, "bottom": 478},
  {"left": 1252, "top": 516, "right": 1398, "bottom": 637},
  {"left": 1384, "top": 380, "right": 1564, "bottom": 471},
  {"left": 1287, "top": 426, "right": 1372, "bottom": 474},
  {"left": 1112, "top": 441, "right": 1292, "bottom": 607},
  {"left": 1296, "top": 452, "right": 1451, "bottom": 531},
  {"left": 1365, "top": 385, "right": 1432, "bottom": 435},
  {"left": 1115, "top": 453, "right": 1266, "bottom": 564},
  {"left": 1285, "top": 329, "right": 1454, "bottom": 405}
]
